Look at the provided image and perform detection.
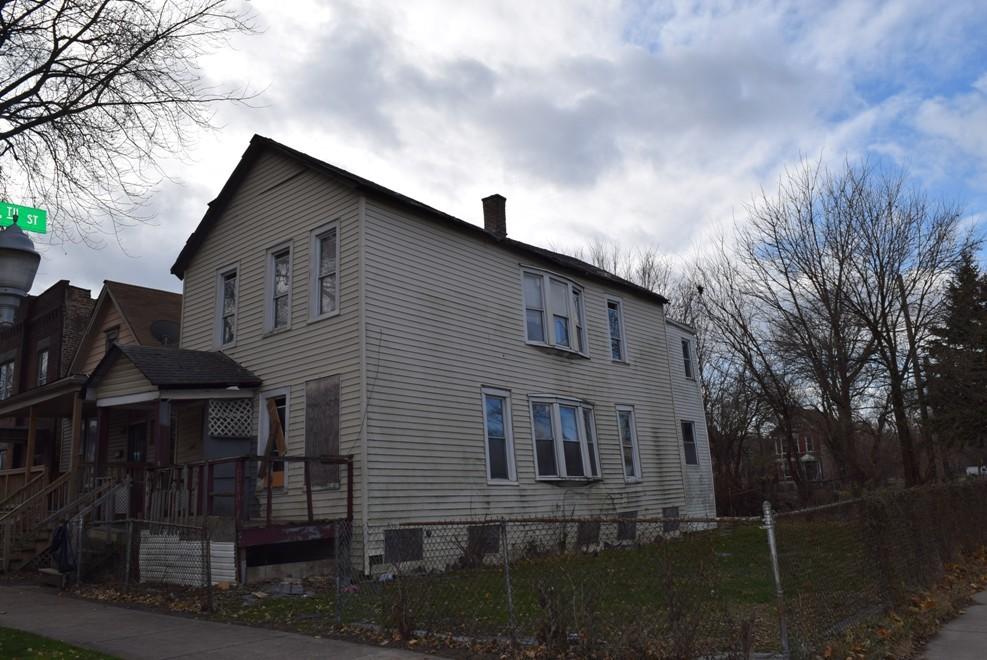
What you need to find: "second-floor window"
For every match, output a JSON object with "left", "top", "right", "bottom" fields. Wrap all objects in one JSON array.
[
  {"left": 522, "top": 270, "right": 587, "bottom": 354},
  {"left": 36, "top": 349, "right": 48, "bottom": 386},
  {"left": 530, "top": 398, "right": 600, "bottom": 480},
  {"left": 267, "top": 246, "right": 292, "bottom": 331},
  {"left": 310, "top": 223, "right": 339, "bottom": 319},
  {"left": 104, "top": 326, "right": 119, "bottom": 352},
  {"left": 217, "top": 268, "right": 238, "bottom": 346},
  {"left": 681, "top": 338, "right": 694, "bottom": 378},
  {"left": 607, "top": 298, "right": 627, "bottom": 362},
  {"left": 0, "top": 360, "right": 13, "bottom": 399}
]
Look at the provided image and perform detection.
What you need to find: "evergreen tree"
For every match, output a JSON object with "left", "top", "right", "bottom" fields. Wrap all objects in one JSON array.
[{"left": 927, "top": 250, "right": 987, "bottom": 448}]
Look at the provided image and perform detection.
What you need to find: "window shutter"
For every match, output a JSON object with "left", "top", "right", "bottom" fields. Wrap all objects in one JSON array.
[{"left": 305, "top": 375, "right": 340, "bottom": 486}]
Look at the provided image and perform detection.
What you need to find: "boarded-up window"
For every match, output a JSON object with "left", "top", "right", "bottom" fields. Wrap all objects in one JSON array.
[
  {"left": 617, "top": 510, "right": 637, "bottom": 541},
  {"left": 384, "top": 528, "right": 423, "bottom": 563},
  {"left": 467, "top": 524, "right": 500, "bottom": 556},
  {"left": 305, "top": 375, "right": 340, "bottom": 487},
  {"left": 662, "top": 506, "right": 681, "bottom": 533},
  {"left": 577, "top": 521, "right": 600, "bottom": 547}
]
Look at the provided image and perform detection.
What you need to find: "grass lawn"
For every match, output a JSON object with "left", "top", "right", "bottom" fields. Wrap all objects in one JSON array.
[
  {"left": 0, "top": 628, "right": 114, "bottom": 659},
  {"left": 216, "top": 523, "right": 793, "bottom": 650}
]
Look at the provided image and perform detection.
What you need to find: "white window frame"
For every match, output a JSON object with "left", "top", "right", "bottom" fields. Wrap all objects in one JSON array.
[
  {"left": 606, "top": 296, "right": 628, "bottom": 363},
  {"left": 214, "top": 264, "right": 239, "bottom": 348},
  {"left": 616, "top": 405, "right": 642, "bottom": 482},
  {"left": 481, "top": 387, "right": 518, "bottom": 484},
  {"left": 520, "top": 268, "right": 588, "bottom": 356},
  {"left": 258, "top": 386, "right": 291, "bottom": 489},
  {"left": 681, "top": 338, "right": 694, "bottom": 379},
  {"left": 681, "top": 420, "right": 699, "bottom": 466},
  {"left": 529, "top": 396, "right": 601, "bottom": 481},
  {"left": 264, "top": 242, "right": 293, "bottom": 333},
  {"left": 309, "top": 221, "right": 341, "bottom": 321}
]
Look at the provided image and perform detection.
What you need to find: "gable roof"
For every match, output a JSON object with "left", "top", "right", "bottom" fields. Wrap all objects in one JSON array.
[
  {"left": 104, "top": 281, "right": 182, "bottom": 347},
  {"left": 170, "top": 135, "right": 669, "bottom": 305},
  {"left": 68, "top": 280, "right": 182, "bottom": 374},
  {"left": 89, "top": 344, "right": 260, "bottom": 390}
]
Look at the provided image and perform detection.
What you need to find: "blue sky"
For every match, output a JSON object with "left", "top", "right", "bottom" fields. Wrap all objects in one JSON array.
[{"left": 31, "top": 0, "right": 987, "bottom": 295}]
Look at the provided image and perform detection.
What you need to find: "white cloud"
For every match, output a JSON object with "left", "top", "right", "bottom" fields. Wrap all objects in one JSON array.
[{"left": 30, "top": 0, "right": 987, "bottom": 296}]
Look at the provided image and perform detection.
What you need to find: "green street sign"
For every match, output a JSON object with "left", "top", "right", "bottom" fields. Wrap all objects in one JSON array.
[{"left": 0, "top": 201, "right": 47, "bottom": 233}]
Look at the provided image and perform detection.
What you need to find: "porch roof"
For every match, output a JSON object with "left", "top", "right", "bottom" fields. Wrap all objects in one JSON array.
[
  {"left": 89, "top": 345, "right": 261, "bottom": 392},
  {"left": 0, "top": 375, "right": 86, "bottom": 419}
]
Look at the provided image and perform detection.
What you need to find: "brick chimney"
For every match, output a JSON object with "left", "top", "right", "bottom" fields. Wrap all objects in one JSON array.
[{"left": 482, "top": 194, "right": 506, "bottom": 239}]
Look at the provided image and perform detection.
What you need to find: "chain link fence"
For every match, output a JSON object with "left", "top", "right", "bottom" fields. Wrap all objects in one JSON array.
[
  {"left": 335, "top": 516, "right": 769, "bottom": 657},
  {"left": 76, "top": 518, "right": 213, "bottom": 611},
  {"left": 774, "top": 479, "right": 987, "bottom": 657},
  {"left": 59, "top": 478, "right": 987, "bottom": 658}
]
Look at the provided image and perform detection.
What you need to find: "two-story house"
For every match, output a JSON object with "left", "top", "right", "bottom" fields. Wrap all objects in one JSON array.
[
  {"left": 106, "top": 135, "right": 713, "bottom": 575},
  {"left": 0, "top": 280, "right": 93, "bottom": 493}
]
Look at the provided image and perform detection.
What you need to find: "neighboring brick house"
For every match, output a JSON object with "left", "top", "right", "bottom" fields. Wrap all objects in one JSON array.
[{"left": 0, "top": 281, "right": 94, "bottom": 476}]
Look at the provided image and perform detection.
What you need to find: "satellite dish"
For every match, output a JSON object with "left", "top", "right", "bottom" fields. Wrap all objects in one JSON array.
[{"left": 149, "top": 319, "right": 180, "bottom": 346}]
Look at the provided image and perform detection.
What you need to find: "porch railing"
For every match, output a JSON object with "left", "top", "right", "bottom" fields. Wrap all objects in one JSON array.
[
  {"left": 143, "top": 454, "right": 354, "bottom": 528},
  {"left": 0, "top": 468, "right": 48, "bottom": 514},
  {"left": 0, "top": 466, "right": 46, "bottom": 504}
]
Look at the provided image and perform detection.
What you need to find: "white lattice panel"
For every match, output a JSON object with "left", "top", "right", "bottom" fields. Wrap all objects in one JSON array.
[{"left": 208, "top": 398, "right": 253, "bottom": 438}]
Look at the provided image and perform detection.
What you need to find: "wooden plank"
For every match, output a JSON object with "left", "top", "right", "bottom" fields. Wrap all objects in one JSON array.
[
  {"left": 69, "top": 394, "right": 83, "bottom": 474},
  {"left": 304, "top": 376, "right": 340, "bottom": 486}
]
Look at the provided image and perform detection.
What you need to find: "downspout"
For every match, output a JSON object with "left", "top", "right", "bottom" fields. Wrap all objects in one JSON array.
[{"left": 358, "top": 194, "right": 371, "bottom": 575}]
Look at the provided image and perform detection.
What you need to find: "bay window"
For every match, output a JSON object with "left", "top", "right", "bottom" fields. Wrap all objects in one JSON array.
[
  {"left": 530, "top": 397, "right": 600, "bottom": 480},
  {"left": 522, "top": 270, "right": 587, "bottom": 354}
]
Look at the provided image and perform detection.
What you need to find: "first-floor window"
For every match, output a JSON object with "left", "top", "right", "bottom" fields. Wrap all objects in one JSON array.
[
  {"left": 616, "top": 406, "right": 641, "bottom": 480},
  {"left": 260, "top": 391, "right": 288, "bottom": 488},
  {"left": 531, "top": 398, "right": 600, "bottom": 480},
  {"left": 482, "top": 388, "right": 516, "bottom": 482},
  {"left": 0, "top": 360, "right": 13, "bottom": 399},
  {"left": 681, "top": 420, "right": 698, "bottom": 465}
]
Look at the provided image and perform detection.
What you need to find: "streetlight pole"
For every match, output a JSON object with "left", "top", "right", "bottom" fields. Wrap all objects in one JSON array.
[{"left": 0, "top": 212, "right": 41, "bottom": 326}]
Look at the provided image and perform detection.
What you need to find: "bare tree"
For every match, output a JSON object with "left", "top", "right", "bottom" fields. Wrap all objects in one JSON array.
[
  {"left": 566, "top": 237, "right": 674, "bottom": 297},
  {"left": 0, "top": 0, "right": 254, "bottom": 243},
  {"left": 736, "top": 161, "right": 878, "bottom": 482},
  {"left": 844, "top": 167, "right": 971, "bottom": 486},
  {"left": 696, "top": 240, "right": 812, "bottom": 501}
]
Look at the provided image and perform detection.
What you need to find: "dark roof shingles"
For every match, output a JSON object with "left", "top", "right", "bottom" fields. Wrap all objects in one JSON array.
[
  {"left": 117, "top": 345, "right": 260, "bottom": 388},
  {"left": 171, "top": 135, "right": 668, "bottom": 305}
]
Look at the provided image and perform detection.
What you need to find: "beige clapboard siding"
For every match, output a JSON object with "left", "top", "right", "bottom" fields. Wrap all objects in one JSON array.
[
  {"left": 94, "top": 359, "right": 156, "bottom": 400},
  {"left": 362, "top": 198, "right": 686, "bottom": 530},
  {"left": 78, "top": 303, "right": 137, "bottom": 375},
  {"left": 665, "top": 322, "right": 716, "bottom": 519},
  {"left": 179, "top": 151, "right": 362, "bottom": 522}
]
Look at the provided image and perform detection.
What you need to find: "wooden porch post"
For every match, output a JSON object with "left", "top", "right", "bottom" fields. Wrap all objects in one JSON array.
[
  {"left": 155, "top": 400, "right": 172, "bottom": 466},
  {"left": 25, "top": 406, "right": 37, "bottom": 474},
  {"left": 96, "top": 407, "right": 110, "bottom": 473},
  {"left": 69, "top": 394, "right": 83, "bottom": 473}
]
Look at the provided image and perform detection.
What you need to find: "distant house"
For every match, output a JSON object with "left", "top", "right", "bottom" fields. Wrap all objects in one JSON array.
[
  {"left": 5, "top": 136, "right": 717, "bottom": 580},
  {"left": 0, "top": 280, "right": 93, "bottom": 487},
  {"left": 0, "top": 281, "right": 181, "bottom": 569}
]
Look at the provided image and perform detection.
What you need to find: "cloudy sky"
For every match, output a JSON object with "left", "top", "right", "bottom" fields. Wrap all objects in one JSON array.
[{"left": 31, "top": 0, "right": 987, "bottom": 296}]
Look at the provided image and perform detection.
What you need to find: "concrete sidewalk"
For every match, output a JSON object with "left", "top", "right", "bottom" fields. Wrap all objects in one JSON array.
[
  {"left": 922, "top": 589, "right": 987, "bottom": 659},
  {"left": 0, "top": 585, "right": 435, "bottom": 659}
]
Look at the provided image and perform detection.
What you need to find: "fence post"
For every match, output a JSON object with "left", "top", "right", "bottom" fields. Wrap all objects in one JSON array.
[
  {"left": 124, "top": 519, "right": 133, "bottom": 588},
  {"left": 763, "top": 501, "right": 790, "bottom": 659},
  {"left": 76, "top": 517, "right": 84, "bottom": 586},
  {"left": 500, "top": 520, "right": 516, "bottom": 640},
  {"left": 334, "top": 520, "right": 342, "bottom": 625},
  {"left": 204, "top": 528, "right": 213, "bottom": 613}
]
